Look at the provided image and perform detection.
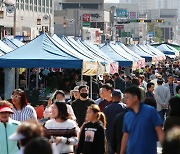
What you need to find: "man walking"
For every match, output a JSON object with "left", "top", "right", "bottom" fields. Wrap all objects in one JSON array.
[
  {"left": 113, "top": 73, "right": 125, "bottom": 93},
  {"left": 164, "top": 74, "right": 178, "bottom": 97},
  {"left": 154, "top": 78, "right": 170, "bottom": 122},
  {"left": 72, "top": 85, "right": 95, "bottom": 127},
  {"left": 104, "top": 89, "right": 126, "bottom": 154},
  {"left": 120, "top": 86, "right": 164, "bottom": 154}
]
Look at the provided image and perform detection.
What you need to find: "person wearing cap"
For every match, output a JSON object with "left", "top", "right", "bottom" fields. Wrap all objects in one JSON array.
[
  {"left": 154, "top": 78, "right": 170, "bottom": 122},
  {"left": 104, "top": 90, "right": 126, "bottom": 154},
  {"left": 9, "top": 121, "right": 44, "bottom": 154},
  {"left": 68, "top": 86, "right": 80, "bottom": 105},
  {"left": 43, "top": 90, "right": 76, "bottom": 121},
  {"left": 0, "top": 100, "right": 20, "bottom": 154}
]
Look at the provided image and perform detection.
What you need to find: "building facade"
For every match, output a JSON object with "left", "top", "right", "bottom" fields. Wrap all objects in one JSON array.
[
  {"left": 0, "top": 0, "right": 54, "bottom": 40},
  {"left": 54, "top": 0, "right": 110, "bottom": 43}
]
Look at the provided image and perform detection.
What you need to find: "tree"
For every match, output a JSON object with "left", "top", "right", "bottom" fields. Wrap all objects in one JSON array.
[{"left": 147, "top": 23, "right": 163, "bottom": 43}]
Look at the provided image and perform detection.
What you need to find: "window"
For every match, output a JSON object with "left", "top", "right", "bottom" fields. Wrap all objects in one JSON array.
[
  {"left": 50, "top": 0, "right": 52, "bottom": 7},
  {"left": 38, "top": 0, "right": 41, "bottom": 6},
  {"left": 34, "top": 0, "right": 38, "bottom": 12},
  {"left": 46, "top": 0, "right": 49, "bottom": 7},
  {"left": 21, "top": 0, "right": 24, "bottom": 10},
  {"left": 80, "top": 3, "right": 99, "bottom": 9},
  {"left": 38, "top": 0, "right": 41, "bottom": 12},
  {"left": 42, "top": 0, "right": 45, "bottom": 6},
  {"left": 62, "top": 3, "right": 79, "bottom": 9}
]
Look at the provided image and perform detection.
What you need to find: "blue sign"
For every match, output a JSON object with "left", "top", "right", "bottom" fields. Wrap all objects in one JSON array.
[
  {"left": 116, "top": 9, "right": 128, "bottom": 17},
  {"left": 148, "top": 32, "right": 155, "bottom": 38}
]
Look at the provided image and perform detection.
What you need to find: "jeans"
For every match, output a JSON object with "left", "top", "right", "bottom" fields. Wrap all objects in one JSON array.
[{"left": 158, "top": 109, "right": 167, "bottom": 122}]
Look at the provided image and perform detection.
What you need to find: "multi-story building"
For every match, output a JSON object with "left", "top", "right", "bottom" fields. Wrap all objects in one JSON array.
[
  {"left": 0, "top": 0, "right": 54, "bottom": 40},
  {"left": 54, "top": 0, "right": 110, "bottom": 43}
]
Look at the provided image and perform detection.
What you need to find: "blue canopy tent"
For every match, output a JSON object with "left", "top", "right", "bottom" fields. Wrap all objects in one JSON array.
[
  {"left": 61, "top": 36, "right": 108, "bottom": 63},
  {"left": 157, "top": 44, "right": 179, "bottom": 58},
  {"left": 76, "top": 38, "right": 114, "bottom": 63},
  {"left": 3, "top": 38, "right": 24, "bottom": 50},
  {"left": 0, "top": 40, "right": 12, "bottom": 55},
  {"left": 144, "top": 44, "right": 166, "bottom": 60},
  {"left": 100, "top": 43, "right": 132, "bottom": 67},
  {"left": 0, "top": 33, "right": 82, "bottom": 68},
  {"left": 51, "top": 34, "right": 92, "bottom": 61},
  {"left": 128, "top": 45, "right": 153, "bottom": 62},
  {"left": 116, "top": 42, "right": 144, "bottom": 61}
]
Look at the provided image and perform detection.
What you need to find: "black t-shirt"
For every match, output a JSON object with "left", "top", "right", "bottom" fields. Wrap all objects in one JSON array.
[
  {"left": 77, "top": 122, "right": 105, "bottom": 154},
  {"left": 72, "top": 99, "right": 95, "bottom": 127}
]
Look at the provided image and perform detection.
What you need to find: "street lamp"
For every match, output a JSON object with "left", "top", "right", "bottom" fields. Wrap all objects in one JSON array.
[
  {"left": 37, "top": 18, "right": 41, "bottom": 25},
  {"left": 63, "top": 17, "right": 67, "bottom": 36},
  {"left": 0, "top": 10, "right": 4, "bottom": 18},
  {"left": 43, "top": 14, "right": 51, "bottom": 35}
]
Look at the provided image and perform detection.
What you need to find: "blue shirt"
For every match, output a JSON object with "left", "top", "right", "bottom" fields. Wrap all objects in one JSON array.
[{"left": 123, "top": 103, "right": 162, "bottom": 154}]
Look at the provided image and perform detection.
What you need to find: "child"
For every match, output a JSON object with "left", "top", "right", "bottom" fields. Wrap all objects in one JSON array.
[{"left": 77, "top": 104, "right": 106, "bottom": 154}]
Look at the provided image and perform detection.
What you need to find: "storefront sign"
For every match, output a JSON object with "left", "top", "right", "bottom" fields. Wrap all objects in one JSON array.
[
  {"left": 116, "top": 9, "right": 128, "bottom": 17},
  {"left": 129, "top": 12, "right": 137, "bottom": 19},
  {"left": 82, "top": 14, "right": 91, "bottom": 22}
]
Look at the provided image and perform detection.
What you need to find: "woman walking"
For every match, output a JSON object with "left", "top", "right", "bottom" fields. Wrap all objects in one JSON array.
[{"left": 76, "top": 104, "right": 106, "bottom": 154}]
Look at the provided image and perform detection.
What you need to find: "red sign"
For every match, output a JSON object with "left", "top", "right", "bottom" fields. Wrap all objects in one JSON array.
[{"left": 82, "top": 14, "right": 91, "bottom": 22}]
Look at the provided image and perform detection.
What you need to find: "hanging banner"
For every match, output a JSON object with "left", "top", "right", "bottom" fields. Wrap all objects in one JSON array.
[
  {"left": 82, "top": 61, "right": 98, "bottom": 76},
  {"left": 110, "top": 62, "right": 119, "bottom": 74}
]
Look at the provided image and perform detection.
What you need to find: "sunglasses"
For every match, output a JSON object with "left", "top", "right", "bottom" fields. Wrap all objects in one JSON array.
[{"left": 11, "top": 95, "right": 21, "bottom": 99}]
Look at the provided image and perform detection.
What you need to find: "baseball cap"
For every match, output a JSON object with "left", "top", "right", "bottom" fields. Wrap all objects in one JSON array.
[
  {"left": 71, "top": 86, "right": 79, "bottom": 92},
  {"left": 0, "top": 106, "right": 14, "bottom": 114},
  {"left": 9, "top": 132, "right": 25, "bottom": 141}
]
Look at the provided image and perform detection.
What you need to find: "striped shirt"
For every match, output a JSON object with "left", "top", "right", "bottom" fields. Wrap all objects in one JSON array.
[
  {"left": 11, "top": 105, "right": 37, "bottom": 122},
  {"left": 44, "top": 119, "right": 79, "bottom": 153}
]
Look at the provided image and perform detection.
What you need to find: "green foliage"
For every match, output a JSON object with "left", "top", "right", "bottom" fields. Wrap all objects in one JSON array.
[{"left": 147, "top": 23, "right": 163, "bottom": 42}]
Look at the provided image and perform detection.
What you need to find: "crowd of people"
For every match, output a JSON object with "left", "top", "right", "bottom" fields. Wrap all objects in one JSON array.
[{"left": 0, "top": 60, "right": 180, "bottom": 154}]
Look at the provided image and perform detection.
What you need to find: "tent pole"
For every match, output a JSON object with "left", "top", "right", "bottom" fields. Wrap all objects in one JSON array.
[
  {"left": 36, "top": 68, "right": 39, "bottom": 89},
  {"left": 15, "top": 68, "right": 19, "bottom": 89},
  {"left": 28, "top": 69, "right": 30, "bottom": 90},
  {"left": 25, "top": 69, "right": 28, "bottom": 89},
  {"left": 81, "top": 69, "right": 83, "bottom": 85},
  {"left": 90, "top": 76, "right": 93, "bottom": 99}
]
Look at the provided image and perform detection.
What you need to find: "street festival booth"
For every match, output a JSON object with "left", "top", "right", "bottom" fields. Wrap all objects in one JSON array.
[
  {"left": 145, "top": 44, "right": 166, "bottom": 61},
  {"left": 157, "top": 44, "right": 179, "bottom": 58},
  {"left": 76, "top": 38, "right": 119, "bottom": 74},
  {"left": 137, "top": 44, "right": 158, "bottom": 64},
  {"left": 61, "top": 36, "right": 115, "bottom": 76},
  {"left": 52, "top": 34, "right": 109, "bottom": 97},
  {"left": 3, "top": 38, "right": 24, "bottom": 50},
  {"left": 0, "top": 33, "right": 83, "bottom": 100},
  {"left": 116, "top": 42, "right": 145, "bottom": 69},
  {"left": 100, "top": 43, "right": 133, "bottom": 73},
  {"left": 140, "top": 45, "right": 162, "bottom": 62},
  {"left": 128, "top": 45, "right": 153, "bottom": 66},
  {"left": 111, "top": 42, "right": 145, "bottom": 70},
  {"left": 106, "top": 43, "right": 135, "bottom": 70}
]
